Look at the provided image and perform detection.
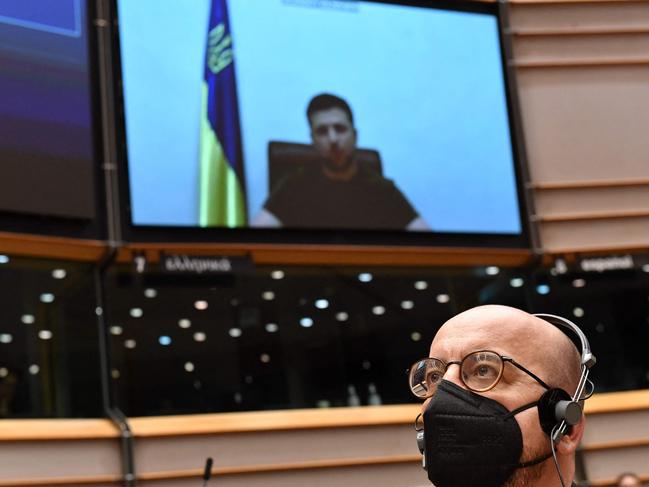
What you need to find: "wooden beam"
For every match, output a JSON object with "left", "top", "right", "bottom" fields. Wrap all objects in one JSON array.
[
  {"left": 138, "top": 454, "right": 422, "bottom": 480},
  {"left": 533, "top": 209, "right": 649, "bottom": 222},
  {"left": 0, "top": 233, "right": 106, "bottom": 262},
  {"left": 121, "top": 243, "right": 532, "bottom": 268},
  {"left": 530, "top": 178, "right": 649, "bottom": 190}
]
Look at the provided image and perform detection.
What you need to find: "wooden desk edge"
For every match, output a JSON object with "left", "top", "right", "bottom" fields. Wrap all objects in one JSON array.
[{"left": 1, "top": 389, "right": 647, "bottom": 441}]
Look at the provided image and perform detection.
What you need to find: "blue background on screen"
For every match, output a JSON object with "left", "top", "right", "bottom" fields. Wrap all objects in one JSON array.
[
  {"left": 0, "top": 0, "right": 91, "bottom": 158},
  {"left": 0, "top": 0, "right": 80, "bottom": 36},
  {"left": 119, "top": 0, "right": 521, "bottom": 234}
]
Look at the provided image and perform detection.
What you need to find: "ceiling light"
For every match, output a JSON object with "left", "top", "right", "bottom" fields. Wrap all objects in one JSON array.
[
  {"left": 414, "top": 280, "right": 428, "bottom": 290},
  {"left": 536, "top": 284, "right": 550, "bottom": 295},
  {"left": 401, "top": 300, "right": 414, "bottom": 310},
  {"left": 38, "top": 330, "right": 53, "bottom": 340},
  {"left": 485, "top": 266, "right": 500, "bottom": 276},
  {"left": 111, "top": 369, "right": 120, "bottom": 379},
  {"left": 335, "top": 312, "right": 349, "bottom": 322},
  {"left": 184, "top": 362, "right": 195, "bottom": 372},
  {"left": 358, "top": 272, "right": 373, "bottom": 283},
  {"left": 109, "top": 326, "right": 123, "bottom": 336},
  {"left": 265, "top": 323, "right": 279, "bottom": 333},
  {"left": 0, "top": 334, "right": 12, "bottom": 344},
  {"left": 300, "top": 317, "right": 314, "bottom": 328},
  {"left": 144, "top": 288, "right": 157, "bottom": 298},
  {"left": 411, "top": 331, "right": 422, "bottom": 342},
  {"left": 262, "top": 291, "right": 275, "bottom": 301},
  {"left": 40, "top": 293, "right": 55, "bottom": 303},
  {"left": 572, "top": 279, "right": 586, "bottom": 288},
  {"left": 21, "top": 314, "right": 35, "bottom": 324},
  {"left": 193, "top": 332, "right": 207, "bottom": 342},
  {"left": 372, "top": 305, "right": 386, "bottom": 315},
  {"left": 194, "top": 300, "right": 208, "bottom": 310},
  {"left": 260, "top": 353, "right": 271, "bottom": 363},
  {"left": 124, "top": 339, "right": 136, "bottom": 349},
  {"left": 509, "top": 278, "right": 524, "bottom": 288},
  {"left": 0, "top": 255, "right": 9, "bottom": 264},
  {"left": 315, "top": 299, "right": 329, "bottom": 309},
  {"left": 0, "top": 368, "right": 8, "bottom": 378},
  {"left": 271, "top": 270, "right": 285, "bottom": 280},
  {"left": 178, "top": 319, "right": 191, "bottom": 329},
  {"left": 158, "top": 335, "right": 171, "bottom": 346},
  {"left": 573, "top": 307, "right": 585, "bottom": 318},
  {"left": 28, "top": 364, "right": 40, "bottom": 375},
  {"left": 228, "top": 328, "right": 242, "bottom": 338},
  {"left": 436, "top": 294, "right": 450, "bottom": 304},
  {"left": 51, "top": 269, "right": 67, "bottom": 279},
  {"left": 129, "top": 308, "right": 143, "bottom": 318}
]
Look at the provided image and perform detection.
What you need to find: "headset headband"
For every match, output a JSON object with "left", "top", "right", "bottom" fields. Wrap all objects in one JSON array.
[
  {"left": 533, "top": 313, "right": 596, "bottom": 432},
  {"left": 533, "top": 313, "right": 596, "bottom": 370}
]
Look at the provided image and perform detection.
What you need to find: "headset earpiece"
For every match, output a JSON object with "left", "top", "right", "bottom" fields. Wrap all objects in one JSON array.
[{"left": 537, "top": 388, "right": 582, "bottom": 438}]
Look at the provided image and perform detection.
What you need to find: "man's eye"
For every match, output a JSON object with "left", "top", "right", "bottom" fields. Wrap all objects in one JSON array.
[
  {"left": 334, "top": 124, "right": 348, "bottom": 134},
  {"left": 474, "top": 364, "right": 497, "bottom": 377},
  {"left": 427, "top": 372, "right": 441, "bottom": 384}
]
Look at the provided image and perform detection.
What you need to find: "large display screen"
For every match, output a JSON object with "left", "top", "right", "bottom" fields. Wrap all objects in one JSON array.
[
  {"left": 0, "top": 0, "right": 98, "bottom": 221},
  {"left": 115, "top": 0, "right": 527, "bottom": 242}
]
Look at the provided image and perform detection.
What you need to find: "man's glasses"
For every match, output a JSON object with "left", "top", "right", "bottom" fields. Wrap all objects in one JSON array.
[{"left": 408, "top": 350, "right": 551, "bottom": 399}]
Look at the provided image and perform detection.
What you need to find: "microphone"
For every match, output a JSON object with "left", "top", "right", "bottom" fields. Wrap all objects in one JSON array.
[{"left": 203, "top": 457, "right": 213, "bottom": 487}]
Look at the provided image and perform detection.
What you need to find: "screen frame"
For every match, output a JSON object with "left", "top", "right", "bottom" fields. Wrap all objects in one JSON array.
[
  {"left": 0, "top": 0, "right": 107, "bottom": 241},
  {"left": 109, "top": 0, "right": 533, "bottom": 250}
]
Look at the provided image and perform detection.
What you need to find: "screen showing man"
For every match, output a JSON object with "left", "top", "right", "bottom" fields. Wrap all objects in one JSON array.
[
  {"left": 252, "top": 94, "right": 428, "bottom": 230},
  {"left": 119, "top": 0, "right": 524, "bottom": 237}
]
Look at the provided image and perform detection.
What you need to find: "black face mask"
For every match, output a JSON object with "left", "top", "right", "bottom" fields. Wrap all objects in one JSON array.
[{"left": 419, "top": 380, "right": 551, "bottom": 487}]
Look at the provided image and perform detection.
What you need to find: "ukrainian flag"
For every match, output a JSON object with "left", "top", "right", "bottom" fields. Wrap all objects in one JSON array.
[{"left": 198, "top": 0, "right": 247, "bottom": 227}]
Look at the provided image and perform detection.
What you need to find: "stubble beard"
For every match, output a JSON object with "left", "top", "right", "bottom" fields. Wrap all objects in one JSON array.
[{"left": 502, "top": 444, "right": 550, "bottom": 487}]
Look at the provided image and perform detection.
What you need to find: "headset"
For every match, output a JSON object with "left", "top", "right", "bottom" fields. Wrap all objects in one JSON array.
[
  {"left": 415, "top": 313, "right": 596, "bottom": 487},
  {"left": 533, "top": 313, "right": 596, "bottom": 442}
]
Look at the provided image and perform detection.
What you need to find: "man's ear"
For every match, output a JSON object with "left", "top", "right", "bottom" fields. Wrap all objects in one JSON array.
[{"left": 556, "top": 415, "right": 585, "bottom": 455}]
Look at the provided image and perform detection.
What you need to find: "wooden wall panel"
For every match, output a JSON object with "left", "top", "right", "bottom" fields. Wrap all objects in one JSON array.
[
  {"left": 583, "top": 446, "right": 649, "bottom": 482},
  {"left": 0, "top": 439, "right": 120, "bottom": 483},
  {"left": 510, "top": 2, "right": 649, "bottom": 31},
  {"left": 534, "top": 186, "right": 649, "bottom": 216},
  {"left": 511, "top": 0, "right": 649, "bottom": 253},
  {"left": 538, "top": 217, "right": 649, "bottom": 252},
  {"left": 517, "top": 67, "right": 649, "bottom": 183},
  {"left": 514, "top": 33, "right": 649, "bottom": 63}
]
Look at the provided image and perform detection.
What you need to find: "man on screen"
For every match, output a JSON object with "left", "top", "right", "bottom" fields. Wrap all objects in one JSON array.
[{"left": 251, "top": 93, "right": 428, "bottom": 230}]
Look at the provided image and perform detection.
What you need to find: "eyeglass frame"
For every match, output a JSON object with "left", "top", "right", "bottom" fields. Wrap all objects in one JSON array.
[{"left": 408, "top": 350, "right": 552, "bottom": 399}]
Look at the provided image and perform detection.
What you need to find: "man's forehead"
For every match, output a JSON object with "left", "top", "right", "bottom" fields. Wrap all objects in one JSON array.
[
  {"left": 310, "top": 107, "right": 352, "bottom": 127},
  {"left": 429, "top": 306, "right": 551, "bottom": 359}
]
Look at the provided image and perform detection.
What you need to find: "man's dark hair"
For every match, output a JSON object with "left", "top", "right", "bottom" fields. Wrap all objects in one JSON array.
[{"left": 306, "top": 93, "right": 354, "bottom": 127}]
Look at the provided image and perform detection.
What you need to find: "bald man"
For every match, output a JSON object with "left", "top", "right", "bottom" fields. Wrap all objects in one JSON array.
[
  {"left": 409, "top": 305, "right": 588, "bottom": 487},
  {"left": 617, "top": 473, "right": 642, "bottom": 487}
]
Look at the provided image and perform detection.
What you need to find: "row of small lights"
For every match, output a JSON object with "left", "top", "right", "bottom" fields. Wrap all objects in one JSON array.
[
  {"left": 0, "top": 261, "right": 643, "bottom": 380},
  {"left": 0, "top": 263, "right": 63, "bottom": 344},
  {"left": 0, "top": 257, "right": 66, "bottom": 348},
  {"left": 0, "top": 262, "right": 628, "bottom": 355},
  {"left": 0, "top": 267, "right": 591, "bottom": 348}
]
